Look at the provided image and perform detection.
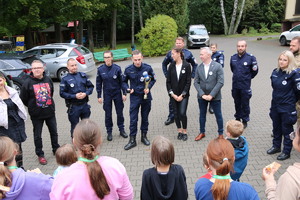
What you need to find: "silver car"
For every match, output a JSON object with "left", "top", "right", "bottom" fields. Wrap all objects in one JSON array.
[
  {"left": 187, "top": 24, "right": 210, "bottom": 48},
  {"left": 23, "top": 43, "right": 96, "bottom": 80}
]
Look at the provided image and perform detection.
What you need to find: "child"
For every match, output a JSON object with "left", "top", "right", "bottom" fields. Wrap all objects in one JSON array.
[
  {"left": 141, "top": 135, "right": 188, "bottom": 200},
  {"left": 0, "top": 136, "right": 53, "bottom": 200},
  {"left": 225, "top": 119, "right": 249, "bottom": 181},
  {"left": 199, "top": 152, "right": 213, "bottom": 179},
  {"left": 53, "top": 144, "right": 77, "bottom": 177}
]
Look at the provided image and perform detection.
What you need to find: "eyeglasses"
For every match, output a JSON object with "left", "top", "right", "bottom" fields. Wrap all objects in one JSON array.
[
  {"left": 289, "top": 131, "right": 296, "bottom": 140},
  {"left": 104, "top": 57, "right": 112, "bottom": 59},
  {"left": 32, "top": 67, "right": 43, "bottom": 70}
]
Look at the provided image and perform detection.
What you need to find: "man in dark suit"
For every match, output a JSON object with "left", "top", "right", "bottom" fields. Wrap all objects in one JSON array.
[{"left": 194, "top": 47, "right": 224, "bottom": 141}]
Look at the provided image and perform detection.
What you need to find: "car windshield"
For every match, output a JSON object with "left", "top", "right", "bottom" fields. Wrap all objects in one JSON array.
[{"left": 190, "top": 28, "right": 208, "bottom": 35}]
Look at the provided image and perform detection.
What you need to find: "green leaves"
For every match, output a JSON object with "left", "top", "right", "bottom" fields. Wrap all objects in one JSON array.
[{"left": 136, "top": 14, "right": 177, "bottom": 57}]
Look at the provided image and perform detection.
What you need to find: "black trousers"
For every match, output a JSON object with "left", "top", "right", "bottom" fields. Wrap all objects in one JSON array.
[
  {"left": 171, "top": 97, "right": 189, "bottom": 129},
  {"left": 31, "top": 116, "right": 60, "bottom": 157}
]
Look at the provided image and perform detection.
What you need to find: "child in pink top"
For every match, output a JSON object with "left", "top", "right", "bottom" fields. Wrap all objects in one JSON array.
[
  {"left": 50, "top": 119, "right": 133, "bottom": 200},
  {"left": 199, "top": 152, "right": 213, "bottom": 179}
]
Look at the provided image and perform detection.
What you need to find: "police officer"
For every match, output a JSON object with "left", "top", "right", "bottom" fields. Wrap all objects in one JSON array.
[
  {"left": 208, "top": 43, "right": 225, "bottom": 114},
  {"left": 123, "top": 50, "right": 156, "bottom": 150},
  {"left": 60, "top": 58, "right": 94, "bottom": 137},
  {"left": 96, "top": 50, "right": 128, "bottom": 141},
  {"left": 230, "top": 40, "right": 258, "bottom": 128},
  {"left": 211, "top": 43, "right": 224, "bottom": 68},
  {"left": 162, "top": 37, "right": 197, "bottom": 126},
  {"left": 267, "top": 50, "right": 300, "bottom": 160}
]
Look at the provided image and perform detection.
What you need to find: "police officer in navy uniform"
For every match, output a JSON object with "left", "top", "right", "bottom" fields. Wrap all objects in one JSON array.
[
  {"left": 60, "top": 58, "right": 94, "bottom": 137},
  {"left": 267, "top": 50, "right": 300, "bottom": 161},
  {"left": 230, "top": 40, "right": 258, "bottom": 128},
  {"left": 162, "top": 37, "right": 197, "bottom": 126},
  {"left": 123, "top": 50, "right": 156, "bottom": 150},
  {"left": 208, "top": 43, "right": 225, "bottom": 114},
  {"left": 96, "top": 50, "right": 128, "bottom": 141}
]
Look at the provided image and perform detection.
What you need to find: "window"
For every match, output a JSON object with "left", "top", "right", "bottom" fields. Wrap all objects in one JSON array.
[
  {"left": 296, "top": 0, "right": 300, "bottom": 15},
  {"left": 291, "top": 25, "right": 300, "bottom": 32},
  {"left": 40, "top": 49, "right": 56, "bottom": 59}
]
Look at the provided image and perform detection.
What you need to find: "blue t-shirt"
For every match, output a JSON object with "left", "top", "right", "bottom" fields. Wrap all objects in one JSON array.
[{"left": 194, "top": 178, "right": 259, "bottom": 200}]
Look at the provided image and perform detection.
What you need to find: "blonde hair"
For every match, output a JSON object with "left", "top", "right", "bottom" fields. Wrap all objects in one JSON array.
[
  {"left": 226, "top": 120, "right": 244, "bottom": 138},
  {"left": 277, "top": 50, "right": 297, "bottom": 74}
]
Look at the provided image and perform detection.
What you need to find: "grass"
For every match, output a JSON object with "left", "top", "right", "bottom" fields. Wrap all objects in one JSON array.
[
  {"left": 225, "top": 32, "right": 280, "bottom": 38},
  {"left": 94, "top": 41, "right": 141, "bottom": 53}
]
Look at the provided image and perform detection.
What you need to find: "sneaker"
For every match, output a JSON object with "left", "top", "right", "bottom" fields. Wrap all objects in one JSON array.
[
  {"left": 182, "top": 134, "right": 188, "bottom": 141},
  {"left": 177, "top": 132, "right": 183, "bottom": 140},
  {"left": 38, "top": 157, "right": 47, "bottom": 165}
]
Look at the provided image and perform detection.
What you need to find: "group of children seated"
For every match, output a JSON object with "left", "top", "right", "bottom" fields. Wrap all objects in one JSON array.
[{"left": 0, "top": 119, "right": 254, "bottom": 200}]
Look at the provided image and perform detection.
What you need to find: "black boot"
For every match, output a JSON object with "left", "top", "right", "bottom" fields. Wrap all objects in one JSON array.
[
  {"left": 124, "top": 136, "right": 137, "bottom": 150},
  {"left": 141, "top": 133, "right": 150, "bottom": 146}
]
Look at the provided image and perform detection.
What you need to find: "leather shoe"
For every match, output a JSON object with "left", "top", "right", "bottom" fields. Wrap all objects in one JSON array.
[
  {"left": 267, "top": 147, "right": 281, "bottom": 155},
  {"left": 124, "top": 136, "right": 137, "bottom": 150},
  {"left": 107, "top": 133, "right": 113, "bottom": 141},
  {"left": 120, "top": 131, "right": 128, "bottom": 138},
  {"left": 182, "top": 134, "right": 188, "bottom": 141},
  {"left": 177, "top": 132, "right": 183, "bottom": 140},
  {"left": 242, "top": 121, "right": 247, "bottom": 129},
  {"left": 38, "top": 157, "right": 47, "bottom": 165},
  {"left": 277, "top": 153, "right": 290, "bottom": 161},
  {"left": 195, "top": 133, "right": 205, "bottom": 141},
  {"left": 141, "top": 133, "right": 150, "bottom": 146},
  {"left": 164, "top": 118, "right": 174, "bottom": 126},
  {"left": 209, "top": 106, "right": 214, "bottom": 114},
  {"left": 218, "top": 135, "right": 224, "bottom": 139}
]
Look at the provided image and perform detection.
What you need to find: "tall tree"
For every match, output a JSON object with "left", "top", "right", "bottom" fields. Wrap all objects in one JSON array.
[{"left": 143, "top": 0, "right": 189, "bottom": 35}]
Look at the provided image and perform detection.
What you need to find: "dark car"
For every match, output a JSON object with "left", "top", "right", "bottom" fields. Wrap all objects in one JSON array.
[{"left": 0, "top": 54, "right": 49, "bottom": 94}]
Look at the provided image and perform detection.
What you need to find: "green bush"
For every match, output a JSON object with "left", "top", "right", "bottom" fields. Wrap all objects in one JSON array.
[
  {"left": 241, "top": 28, "right": 248, "bottom": 35},
  {"left": 270, "top": 23, "right": 282, "bottom": 32},
  {"left": 259, "top": 23, "right": 270, "bottom": 33},
  {"left": 136, "top": 15, "right": 178, "bottom": 57},
  {"left": 248, "top": 27, "right": 258, "bottom": 34}
]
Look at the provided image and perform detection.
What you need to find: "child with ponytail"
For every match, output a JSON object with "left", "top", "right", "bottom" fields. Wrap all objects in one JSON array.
[
  {"left": 194, "top": 138, "right": 259, "bottom": 200},
  {"left": 50, "top": 119, "right": 133, "bottom": 200}
]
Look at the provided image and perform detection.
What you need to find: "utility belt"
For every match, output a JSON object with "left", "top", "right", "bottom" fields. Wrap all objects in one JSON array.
[{"left": 65, "top": 97, "right": 89, "bottom": 108}]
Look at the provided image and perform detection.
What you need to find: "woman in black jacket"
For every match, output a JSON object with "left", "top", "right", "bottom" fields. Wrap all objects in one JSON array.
[{"left": 166, "top": 47, "right": 192, "bottom": 141}]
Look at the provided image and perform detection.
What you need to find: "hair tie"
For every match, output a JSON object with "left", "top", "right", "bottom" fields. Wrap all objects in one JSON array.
[
  {"left": 223, "top": 158, "right": 228, "bottom": 161},
  {"left": 0, "top": 162, "right": 4, "bottom": 165},
  {"left": 78, "top": 155, "right": 99, "bottom": 163}
]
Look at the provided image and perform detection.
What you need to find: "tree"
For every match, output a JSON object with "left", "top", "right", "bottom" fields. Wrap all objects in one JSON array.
[
  {"left": 220, "top": 0, "right": 246, "bottom": 35},
  {"left": 143, "top": 0, "right": 189, "bottom": 35}
]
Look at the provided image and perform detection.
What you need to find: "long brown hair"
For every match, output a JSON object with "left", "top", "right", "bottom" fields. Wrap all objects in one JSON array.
[
  {"left": 207, "top": 138, "right": 235, "bottom": 200},
  {"left": 73, "top": 119, "right": 110, "bottom": 198},
  {"left": 0, "top": 137, "right": 16, "bottom": 199}
]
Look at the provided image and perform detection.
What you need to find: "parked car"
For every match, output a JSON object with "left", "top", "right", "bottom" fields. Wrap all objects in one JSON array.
[
  {"left": 279, "top": 24, "right": 300, "bottom": 46},
  {"left": 187, "top": 24, "right": 210, "bottom": 48},
  {"left": 23, "top": 43, "right": 96, "bottom": 81},
  {"left": 0, "top": 59, "right": 31, "bottom": 93},
  {"left": 0, "top": 54, "right": 50, "bottom": 94}
]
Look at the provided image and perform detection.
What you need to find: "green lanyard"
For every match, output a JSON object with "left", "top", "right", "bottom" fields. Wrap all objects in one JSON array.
[
  {"left": 212, "top": 175, "right": 231, "bottom": 180},
  {"left": 78, "top": 155, "right": 99, "bottom": 163},
  {"left": 8, "top": 166, "right": 18, "bottom": 170}
]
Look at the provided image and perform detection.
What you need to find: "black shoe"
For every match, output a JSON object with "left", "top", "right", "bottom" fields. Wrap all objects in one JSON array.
[
  {"left": 242, "top": 121, "right": 247, "bottom": 129},
  {"left": 107, "top": 133, "right": 113, "bottom": 141},
  {"left": 124, "top": 136, "right": 137, "bottom": 150},
  {"left": 182, "top": 134, "right": 188, "bottom": 141},
  {"left": 267, "top": 147, "right": 281, "bottom": 155},
  {"left": 141, "top": 133, "right": 150, "bottom": 146},
  {"left": 177, "top": 132, "right": 183, "bottom": 140},
  {"left": 164, "top": 118, "right": 174, "bottom": 126},
  {"left": 277, "top": 153, "right": 290, "bottom": 161},
  {"left": 120, "top": 130, "right": 128, "bottom": 138},
  {"left": 209, "top": 106, "right": 214, "bottom": 114}
]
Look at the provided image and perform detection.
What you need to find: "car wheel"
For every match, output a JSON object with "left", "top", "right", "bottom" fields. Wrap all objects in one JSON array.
[
  {"left": 13, "top": 81, "right": 22, "bottom": 95},
  {"left": 57, "top": 68, "right": 68, "bottom": 81},
  {"left": 280, "top": 36, "right": 287, "bottom": 46}
]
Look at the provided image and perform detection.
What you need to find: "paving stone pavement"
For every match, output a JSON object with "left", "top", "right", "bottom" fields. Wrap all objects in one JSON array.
[{"left": 22, "top": 36, "right": 299, "bottom": 199}]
